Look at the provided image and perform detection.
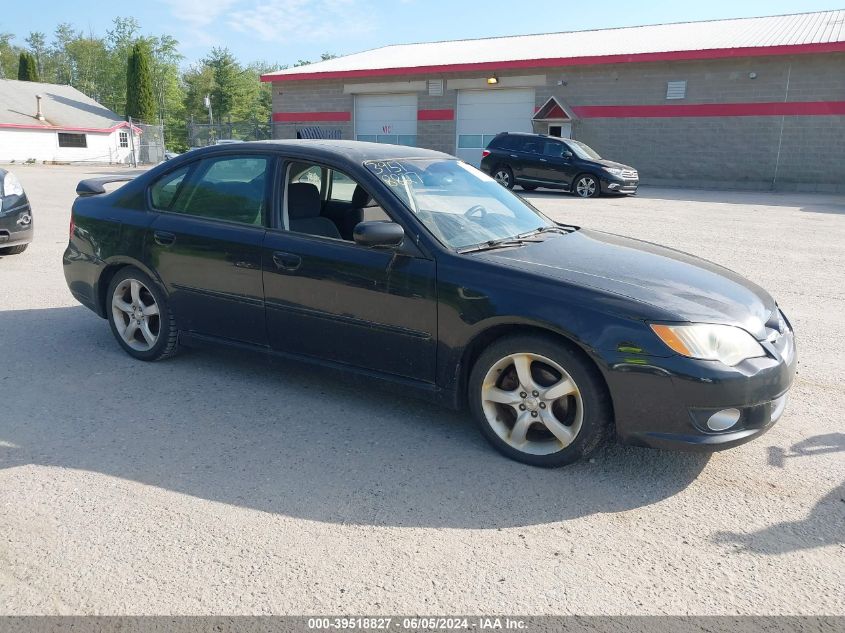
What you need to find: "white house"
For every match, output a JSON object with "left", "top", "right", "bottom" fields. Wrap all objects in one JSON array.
[{"left": 0, "top": 79, "right": 141, "bottom": 164}]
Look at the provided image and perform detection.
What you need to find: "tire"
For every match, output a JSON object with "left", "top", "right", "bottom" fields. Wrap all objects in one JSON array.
[
  {"left": 573, "top": 173, "right": 600, "bottom": 198},
  {"left": 468, "top": 334, "right": 612, "bottom": 467},
  {"left": 106, "top": 267, "right": 179, "bottom": 361},
  {"left": 492, "top": 165, "right": 514, "bottom": 189},
  {"left": 0, "top": 243, "right": 28, "bottom": 255},
  {"left": 521, "top": 185, "right": 537, "bottom": 191}
]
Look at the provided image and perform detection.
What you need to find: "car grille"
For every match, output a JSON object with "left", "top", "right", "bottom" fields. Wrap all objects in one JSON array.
[{"left": 621, "top": 169, "right": 638, "bottom": 179}]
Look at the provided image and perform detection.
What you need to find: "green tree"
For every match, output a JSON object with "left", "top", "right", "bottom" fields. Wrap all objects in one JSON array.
[
  {"left": 126, "top": 42, "right": 156, "bottom": 122},
  {"left": 17, "top": 52, "right": 40, "bottom": 81},
  {"left": 24, "top": 32, "right": 49, "bottom": 79},
  {"left": 204, "top": 47, "right": 240, "bottom": 121},
  {"left": 0, "top": 33, "right": 23, "bottom": 79}
]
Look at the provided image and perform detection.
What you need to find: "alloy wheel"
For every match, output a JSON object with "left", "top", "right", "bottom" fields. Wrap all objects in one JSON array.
[
  {"left": 111, "top": 278, "right": 160, "bottom": 352},
  {"left": 480, "top": 352, "right": 583, "bottom": 455},
  {"left": 575, "top": 176, "right": 597, "bottom": 198},
  {"left": 494, "top": 169, "right": 511, "bottom": 187}
]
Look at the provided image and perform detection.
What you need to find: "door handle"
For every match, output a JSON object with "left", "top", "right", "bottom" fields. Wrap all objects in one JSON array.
[
  {"left": 539, "top": 158, "right": 548, "bottom": 162},
  {"left": 272, "top": 251, "right": 301, "bottom": 271},
  {"left": 509, "top": 154, "right": 519, "bottom": 158},
  {"left": 153, "top": 230, "right": 176, "bottom": 246}
]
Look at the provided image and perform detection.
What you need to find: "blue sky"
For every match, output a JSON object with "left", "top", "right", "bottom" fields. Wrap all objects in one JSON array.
[{"left": 1, "top": 0, "right": 840, "bottom": 68}]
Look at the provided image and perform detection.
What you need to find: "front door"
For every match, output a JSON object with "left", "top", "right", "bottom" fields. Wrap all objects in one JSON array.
[
  {"left": 145, "top": 154, "right": 272, "bottom": 345},
  {"left": 534, "top": 139, "right": 578, "bottom": 188},
  {"left": 262, "top": 160, "right": 437, "bottom": 382}
]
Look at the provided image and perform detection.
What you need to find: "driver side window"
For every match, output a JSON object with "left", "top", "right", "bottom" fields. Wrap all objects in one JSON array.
[{"left": 284, "top": 162, "right": 391, "bottom": 242}]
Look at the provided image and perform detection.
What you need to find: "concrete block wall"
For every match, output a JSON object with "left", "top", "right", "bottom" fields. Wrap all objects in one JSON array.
[{"left": 269, "top": 52, "right": 845, "bottom": 190}]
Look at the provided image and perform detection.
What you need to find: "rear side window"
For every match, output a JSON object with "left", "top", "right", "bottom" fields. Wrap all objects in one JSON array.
[
  {"left": 150, "top": 156, "right": 270, "bottom": 226},
  {"left": 150, "top": 165, "right": 190, "bottom": 210}
]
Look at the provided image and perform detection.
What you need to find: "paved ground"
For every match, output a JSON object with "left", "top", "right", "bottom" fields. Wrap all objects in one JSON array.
[{"left": 0, "top": 164, "right": 842, "bottom": 615}]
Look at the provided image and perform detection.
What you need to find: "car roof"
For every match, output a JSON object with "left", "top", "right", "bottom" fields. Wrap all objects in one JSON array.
[{"left": 190, "top": 139, "right": 454, "bottom": 163}]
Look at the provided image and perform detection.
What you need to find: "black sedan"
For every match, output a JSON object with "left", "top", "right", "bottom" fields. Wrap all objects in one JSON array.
[
  {"left": 63, "top": 141, "right": 795, "bottom": 467},
  {"left": 0, "top": 168, "right": 33, "bottom": 255}
]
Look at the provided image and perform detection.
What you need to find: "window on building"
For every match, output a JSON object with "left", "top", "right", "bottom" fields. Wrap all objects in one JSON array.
[
  {"left": 666, "top": 80, "right": 687, "bottom": 100},
  {"left": 58, "top": 133, "right": 87, "bottom": 148},
  {"left": 119, "top": 131, "right": 129, "bottom": 148}
]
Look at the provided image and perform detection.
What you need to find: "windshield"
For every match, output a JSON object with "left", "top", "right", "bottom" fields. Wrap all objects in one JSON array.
[
  {"left": 568, "top": 140, "right": 602, "bottom": 161},
  {"left": 365, "top": 159, "right": 554, "bottom": 249}
]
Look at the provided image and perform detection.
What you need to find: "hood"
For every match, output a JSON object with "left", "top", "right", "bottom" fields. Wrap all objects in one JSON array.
[
  {"left": 475, "top": 229, "right": 777, "bottom": 339},
  {"left": 590, "top": 159, "right": 635, "bottom": 171}
]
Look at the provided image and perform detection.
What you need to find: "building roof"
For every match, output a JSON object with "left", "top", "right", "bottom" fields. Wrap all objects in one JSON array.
[
  {"left": 262, "top": 10, "right": 845, "bottom": 82},
  {"left": 0, "top": 79, "right": 129, "bottom": 133}
]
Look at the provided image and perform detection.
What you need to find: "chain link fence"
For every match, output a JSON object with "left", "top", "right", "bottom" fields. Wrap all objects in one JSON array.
[
  {"left": 128, "top": 118, "right": 165, "bottom": 165},
  {"left": 187, "top": 120, "right": 272, "bottom": 148}
]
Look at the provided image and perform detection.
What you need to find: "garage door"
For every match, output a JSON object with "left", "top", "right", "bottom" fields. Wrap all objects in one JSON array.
[
  {"left": 456, "top": 88, "right": 535, "bottom": 165},
  {"left": 354, "top": 94, "right": 418, "bottom": 146}
]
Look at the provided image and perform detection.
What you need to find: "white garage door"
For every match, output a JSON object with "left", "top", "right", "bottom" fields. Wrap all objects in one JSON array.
[
  {"left": 354, "top": 94, "right": 418, "bottom": 146},
  {"left": 456, "top": 88, "right": 535, "bottom": 165}
]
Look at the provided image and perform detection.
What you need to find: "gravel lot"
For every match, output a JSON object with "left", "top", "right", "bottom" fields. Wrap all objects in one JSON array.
[{"left": 0, "top": 164, "right": 842, "bottom": 615}]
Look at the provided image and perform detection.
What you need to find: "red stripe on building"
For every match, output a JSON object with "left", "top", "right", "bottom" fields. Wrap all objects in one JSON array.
[
  {"left": 272, "top": 111, "right": 352, "bottom": 122},
  {"left": 417, "top": 109, "right": 454, "bottom": 121},
  {"left": 261, "top": 42, "right": 845, "bottom": 82},
  {"left": 571, "top": 101, "right": 845, "bottom": 118}
]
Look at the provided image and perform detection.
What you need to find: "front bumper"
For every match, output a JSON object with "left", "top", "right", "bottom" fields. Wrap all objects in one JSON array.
[
  {"left": 602, "top": 176, "right": 638, "bottom": 195},
  {"left": 0, "top": 198, "right": 33, "bottom": 248},
  {"left": 605, "top": 329, "right": 797, "bottom": 451}
]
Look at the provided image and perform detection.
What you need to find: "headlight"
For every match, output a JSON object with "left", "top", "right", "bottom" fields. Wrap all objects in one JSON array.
[
  {"left": 2, "top": 171, "right": 24, "bottom": 197},
  {"left": 604, "top": 167, "right": 623, "bottom": 176},
  {"left": 650, "top": 323, "right": 766, "bottom": 366}
]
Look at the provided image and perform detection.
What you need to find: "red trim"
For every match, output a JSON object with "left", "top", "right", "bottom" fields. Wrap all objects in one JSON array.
[
  {"left": 571, "top": 100, "right": 845, "bottom": 118},
  {"left": 261, "top": 41, "right": 845, "bottom": 82},
  {"left": 272, "top": 111, "right": 351, "bottom": 122},
  {"left": 0, "top": 120, "right": 140, "bottom": 134},
  {"left": 417, "top": 108, "right": 454, "bottom": 121}
]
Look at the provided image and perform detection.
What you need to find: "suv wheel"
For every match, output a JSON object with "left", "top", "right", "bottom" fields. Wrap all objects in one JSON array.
[
  {"left": 574, "top": 174, "right": 600, "bottom": 198},
  {"left": 468, "top": 334, "right": 612, "bottom": 467},
  {"left": 493, "top": 166, "right": 514, "bottom": 189}
]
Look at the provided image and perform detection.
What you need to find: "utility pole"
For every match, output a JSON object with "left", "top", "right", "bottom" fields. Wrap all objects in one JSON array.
[{"left": 204, "top": 94, "right": 214, "bottom": 145}]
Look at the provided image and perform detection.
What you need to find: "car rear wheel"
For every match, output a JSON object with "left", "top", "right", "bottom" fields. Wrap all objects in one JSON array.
[
  {"left": 574, "top": 174, "right": 600, "bottom": 198},
  {"left": 0, "top": 244, "right": 28, "bottom": 255},
  {"left": 493, "top": 166, "right": 514, "bottom": 189},
  {"left": 106, "top": 267, "right": 178, "bottom": 361},
  {"left": 469, "top": 334, "right": 612, "bottom": 467}
]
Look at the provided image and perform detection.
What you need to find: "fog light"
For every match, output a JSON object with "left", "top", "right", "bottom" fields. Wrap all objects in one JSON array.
[
  {"left": 608, "top": 183, "right": 619, "bottom": 190},
  {"left": 707, "top": 408, "right": 741, "bottom": 431}
]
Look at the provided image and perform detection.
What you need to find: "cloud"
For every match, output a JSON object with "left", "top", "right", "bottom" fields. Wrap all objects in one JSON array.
[
  {"left": 157, "top": 0, "right": 240, "bottom": 28},
  {"left": 227, "top": 0, "right": 376, "bottom": 43}
]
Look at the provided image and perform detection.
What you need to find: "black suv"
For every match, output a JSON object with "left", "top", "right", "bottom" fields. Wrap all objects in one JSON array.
[{"left": 480, "top": 132, "right": 638, "bottom": 197}]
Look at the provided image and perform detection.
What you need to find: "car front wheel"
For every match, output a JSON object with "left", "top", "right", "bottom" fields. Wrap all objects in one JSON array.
[
  {"left": 574, "top": 174, "right": 600, "bottom": 198},
  {"left": 493, "top": 166, "right": 514, "bottom": 189},
  {"left": 106, "top": 267, "right": 179, "bottom": 361},
  {"left": 469, "top": 334, "right": 612, "bottom": 467}
]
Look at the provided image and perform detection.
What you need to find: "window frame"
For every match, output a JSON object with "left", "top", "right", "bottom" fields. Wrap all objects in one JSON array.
[
  {"left": 57, "top": 132, "right": 87, "bottom": 148},
  {"left": 118, "top": 131, "right": 129, "bottom": 148},
  {"left": 146, "top": 152, "right": 275, "bottom": 229},
  {"left": 276, "top": 158, "right": 414, "bottom": 252}
]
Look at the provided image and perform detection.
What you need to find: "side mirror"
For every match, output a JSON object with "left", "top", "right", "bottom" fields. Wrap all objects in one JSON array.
[
  {"left": 562, "top": 151, "right": 573, "bottom": 159},
  {"left": 353, "top": 221, "right": 405, "bottom": 248}
]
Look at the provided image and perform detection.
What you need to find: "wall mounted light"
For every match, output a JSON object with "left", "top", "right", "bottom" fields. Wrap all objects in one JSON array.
[
  {"left": 486, "top": 76, "right": 499, "bottom": 85},
  {"left": 749, "top": 72, "right": 758, "bottom": 79}
]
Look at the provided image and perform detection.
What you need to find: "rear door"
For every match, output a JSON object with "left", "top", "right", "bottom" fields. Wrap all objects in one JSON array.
[{"left": 146, "top": 153, "right": 272, "bottom": 345}]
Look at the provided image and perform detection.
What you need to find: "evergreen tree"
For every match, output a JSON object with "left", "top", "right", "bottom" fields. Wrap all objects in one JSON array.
[
  {"left": 17, "top": 52, "right": 40, "bottom": 81},
  {"left": 125, "top": 42, "right": 156, "bottom": 121}
]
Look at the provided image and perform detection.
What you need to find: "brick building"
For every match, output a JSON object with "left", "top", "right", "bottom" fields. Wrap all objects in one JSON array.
[{"left": 262, "top": 11, "right": 845, "bottom": 191}]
